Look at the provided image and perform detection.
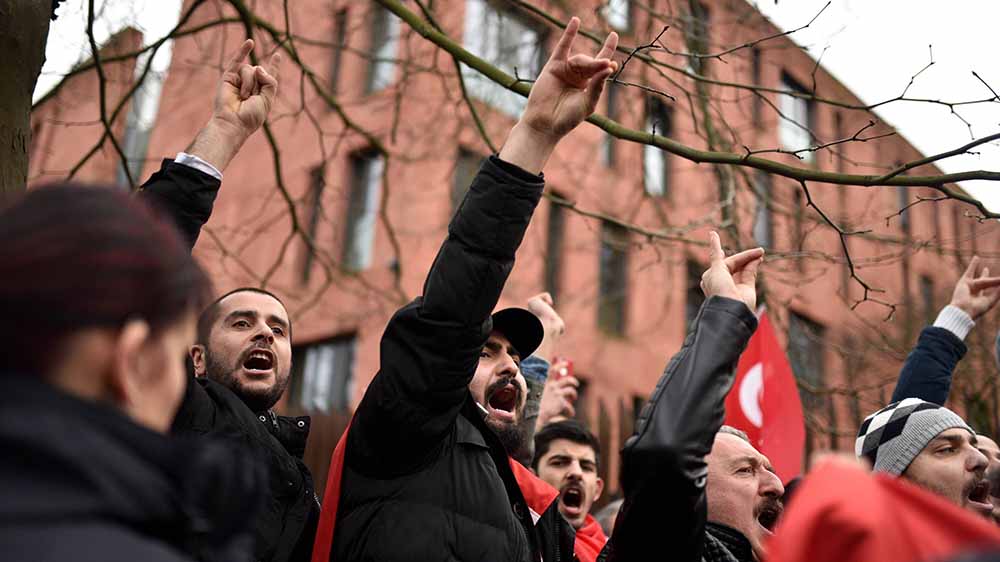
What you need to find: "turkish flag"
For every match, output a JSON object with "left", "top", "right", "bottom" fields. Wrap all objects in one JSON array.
[{"left": 723, "top": 310, "right": 805, "bottom": 483}]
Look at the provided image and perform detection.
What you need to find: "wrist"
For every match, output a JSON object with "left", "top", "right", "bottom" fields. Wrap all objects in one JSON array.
[
  {"left": 936, "top": 304, "right": 975, "bottom": 340},
  {"left": 186, "top": 118, "right": 248, "bottom": 173},
  {"left": 498, "top": 121, "right": 559, "bottom": 174}
]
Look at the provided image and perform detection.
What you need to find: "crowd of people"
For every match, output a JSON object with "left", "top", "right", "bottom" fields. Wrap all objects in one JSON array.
[{"left": 4, "top": 16, "right": 1000, "bottom": 562}]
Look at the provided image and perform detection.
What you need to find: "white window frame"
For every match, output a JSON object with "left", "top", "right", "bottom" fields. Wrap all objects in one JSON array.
[
  {"left": 296, "top": 337, "right": 356, "bottom": 413},
  {"left": 343, "top": 154, "right": 383, "bottom": 271},
  {"left": 779, "top": 75, "right": 814, "bottom": 162},
  {"left": 604, "top": 0, "right": 630, "bottom": 30},
  {"left": 367, "top": 5, "right": 401, "bottom": 92},
  {"left": 462, "top": 0, "right": 543, "bottom": 117}
]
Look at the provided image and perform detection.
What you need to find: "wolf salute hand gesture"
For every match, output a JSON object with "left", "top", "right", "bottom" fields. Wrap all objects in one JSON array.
[
  {"left": 499, "top": 18, "right": 619, "bottom": 174},
  {"left": 187, "top": 39, "right": 280, "bottom": 173}
]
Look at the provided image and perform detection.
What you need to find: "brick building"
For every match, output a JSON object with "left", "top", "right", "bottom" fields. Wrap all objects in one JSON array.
[{"left": 29, "top": 0, "right": 1000, "bottom": 502}]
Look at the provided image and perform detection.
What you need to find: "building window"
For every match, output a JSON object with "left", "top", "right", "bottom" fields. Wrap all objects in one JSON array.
[
  {"left": 601, "top": 82, "right": 619, "bottom": 167},
  {"left": 366, "top": 4, "right": 400, "bottom": 93},
  {"left": 301, "top": 165, "right": 326, "bottom": 282},
  {"left": 604, "top": 0, "right": 630, "bottom": 30},
  {"left": 644, "top": 97, "right": 672, "bottom": 197},
  {"left": 544, "top": 197, "right": 566, "bottom": 301},
  {"left": 919, "top": 275, "right": 935, "bottom": 325},
  {"left": 118, "top": 50, "right": 169, "bottom": 187},
  {"left": 462, "top": 0, "right": 545, "bottom": 117},
  {"left": 896, "top": 185, "right": 911, "bottom": 234},
  {"left": 684, "top": 1, "right": 710, "bottom": 75},
  {"left": 779, "top": 74, "right": 813, "bottom": 162},
  {"left": 787, "top": 312, "right": 825, "bottom": 406},
  {"left": 598, "top": 221, "right": 629, "bottom": 335},
  {"left": 343, "top": 151, "right": 383, "bottom": 271},
  {"left": 750, "top": 47, "right": 762, "bottom": 128},
  {"left": 291, "top": 335, "right": 356, "bottom": 413},
  {"left": 452, "top": 148, "right": 481, "bottom": 212},
  {"left": 787, "top": 312, "right": 827, "bottom": 450},
  {"left": 753, "top": 170, "right": 773, "bottom": 249},
  {"left": 330, "top": 8, "right": 349, "bottom": 94},
  {"left": 685, "top": 260, "right": 705, "bottom": 332}
]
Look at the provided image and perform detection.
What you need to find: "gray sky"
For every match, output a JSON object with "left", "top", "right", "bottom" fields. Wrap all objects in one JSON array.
[{"left": 36, "top": 0, "right": 1000, "bottom": 210}]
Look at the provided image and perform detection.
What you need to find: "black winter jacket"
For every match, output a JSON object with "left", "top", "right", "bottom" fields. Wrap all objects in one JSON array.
[
  {"left": 891, "top": 326, "right": 967, "bottom": 406},
  {"left": 601, "top": 297, "right": 758, "bottom": 562},
  {"left": 140, "top": 159, "right": 320, "bottom": 562},
  {"left": 332, "top": 156, "right": 574, "bottom": 562},
  {"left": 0, "top": 373, "right": 263, "bottom": 562}
]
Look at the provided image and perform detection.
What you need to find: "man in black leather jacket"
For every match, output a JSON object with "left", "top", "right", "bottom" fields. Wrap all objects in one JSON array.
[{"left": 603, "top": 232, "right": 780, "bottom": 562}]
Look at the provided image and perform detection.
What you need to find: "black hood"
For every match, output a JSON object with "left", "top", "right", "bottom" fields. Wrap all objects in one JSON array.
[{"left": 0, "top": 373, "right": 264, "bottom": 557}]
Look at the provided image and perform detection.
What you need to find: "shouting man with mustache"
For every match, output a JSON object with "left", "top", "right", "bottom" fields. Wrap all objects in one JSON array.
[{"left": 602, "top": 233, "right": 778, "bottom": 562}]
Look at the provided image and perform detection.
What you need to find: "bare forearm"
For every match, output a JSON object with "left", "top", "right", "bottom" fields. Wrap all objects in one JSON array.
[
  {"left": 185, "top": 117, "right": 249, "bottom": 173},
  {"left": 498, "top": 122, "right": 559, "bottom": 175}
]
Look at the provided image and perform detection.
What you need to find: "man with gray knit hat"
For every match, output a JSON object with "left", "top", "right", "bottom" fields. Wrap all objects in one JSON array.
[{"left": 856, "top": 397, "right": 993, "bottom": 518}]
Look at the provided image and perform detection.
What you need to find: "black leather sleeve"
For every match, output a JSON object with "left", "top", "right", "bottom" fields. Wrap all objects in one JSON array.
[{"left": 605, "top": 297, "right": 758, "bottom": 562}]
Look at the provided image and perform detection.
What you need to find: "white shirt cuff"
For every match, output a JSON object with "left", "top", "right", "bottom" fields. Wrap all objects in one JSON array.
[
  {"left": 933, "top": 305, "right": 975, "bottom": 341},
  {"left": 174, "top": 152, "right": 223, "bottom": 181}
]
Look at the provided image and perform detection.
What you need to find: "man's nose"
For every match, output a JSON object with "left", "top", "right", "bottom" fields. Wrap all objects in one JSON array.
[
  {"left": 969, "top": 448, "right": 989, "bottom": 474},
  {"left": 760, "top": 470, "right": 785, "bottom": 498},
  {"left": 252, "top": 321, "right": 274, "bottom": 343}
]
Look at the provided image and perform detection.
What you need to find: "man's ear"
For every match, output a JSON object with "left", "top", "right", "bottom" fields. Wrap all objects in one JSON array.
[
  {"left": 594, "top": 476, "right": 605, "bottom": 502},
  {"left": 108, "top": 319, "right": 151, "bottom": 406},
  {"left": 190, "top": 344, "right": 207, "bottom": 377}
]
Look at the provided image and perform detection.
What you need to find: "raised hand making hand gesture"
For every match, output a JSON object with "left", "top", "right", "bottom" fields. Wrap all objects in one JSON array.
[
  {"left": 187, "top": 39, "right": 280, "bottom": 173},
  {"left": 700, "top": 231, "right": 764, "bottom": 312},
  {"left": 499, "top": 18, "right": 619, "bottom": 174},
  {"left": 948, "top": 256, "right": 1000, "bottom": 320}
]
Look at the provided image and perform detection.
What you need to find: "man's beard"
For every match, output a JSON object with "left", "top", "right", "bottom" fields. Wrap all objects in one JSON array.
[
  {"left": 488, "top": 416, "right": 528, "bottom": 456},
  {"left": 203, "top": 346, "right": 288, "bottom": 413}
]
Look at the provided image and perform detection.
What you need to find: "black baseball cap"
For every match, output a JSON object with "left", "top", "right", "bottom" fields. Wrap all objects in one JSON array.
[{"left": 490, "top": 307, "right": 544, "bottom": 360}]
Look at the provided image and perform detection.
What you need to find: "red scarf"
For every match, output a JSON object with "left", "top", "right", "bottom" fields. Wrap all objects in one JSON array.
[{"left": 312, "top": 424, "right": 608, "bottom": 562}]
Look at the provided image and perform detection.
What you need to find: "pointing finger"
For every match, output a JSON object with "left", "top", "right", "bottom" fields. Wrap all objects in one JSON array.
[
  {"left": 550, "top": 17, "right": 581, "bottom": 62},
  {"left": 708, "top": 231, "right": 726, "bottom": 267}
]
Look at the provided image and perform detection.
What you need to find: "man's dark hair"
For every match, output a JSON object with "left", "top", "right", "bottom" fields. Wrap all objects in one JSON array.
[
  {"left": 196, "top": 287, "right": 291, "bottom": 344},
  {"left": 531, "top": 420, "right": 601, "bottom": 471},
  {"left": 0, "top": 184, "right": 213, "bottom": 375}
]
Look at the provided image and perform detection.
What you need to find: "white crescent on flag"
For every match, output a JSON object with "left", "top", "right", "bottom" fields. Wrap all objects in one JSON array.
[{"left": 739, "top": 362, "right": 764, "bottom": 428}]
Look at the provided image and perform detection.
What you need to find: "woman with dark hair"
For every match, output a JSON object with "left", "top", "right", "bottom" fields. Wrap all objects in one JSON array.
[{"left": 0, "top": 185, "right": 263, "bottom": 562}]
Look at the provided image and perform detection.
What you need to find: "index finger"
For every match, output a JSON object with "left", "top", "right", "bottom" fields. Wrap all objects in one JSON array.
[
  {"left": 708, "top": 231, "right": 726, "bottom": 267},
  {"left": 226, "top": 39, "right": 254, "bottom": 73},
  {"left": 550, "top": 17, "right": 581, "bottom": 62},
  {"left": 969, "top": 276, "right": 1000, "bottom": 293}
]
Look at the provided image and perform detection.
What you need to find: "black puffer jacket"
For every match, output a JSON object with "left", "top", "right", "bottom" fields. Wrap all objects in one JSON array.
[
  {"left": 141, "top": 159, "right": 320, "bottom": 562},
  {"left": 0, "top": 373, "right": 263, "bottom": 562},
  {"left": 332, "top": 156, "right": 575, "bottom": 562},
  {"left": 173, "top": 375, "right": 319, "bottom": 562},
  {"left": 601, "top": 297, "right": 759, "bottom": 562}
]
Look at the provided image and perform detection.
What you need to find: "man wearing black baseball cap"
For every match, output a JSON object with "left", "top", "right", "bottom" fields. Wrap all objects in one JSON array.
[{"left": 313, "top": 18, "right": 619, "bottom": 562}]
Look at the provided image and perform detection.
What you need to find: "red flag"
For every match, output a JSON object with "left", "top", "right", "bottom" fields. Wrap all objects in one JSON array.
[{"left": 723, "top": 310, "right": 805, "bottom": 483}]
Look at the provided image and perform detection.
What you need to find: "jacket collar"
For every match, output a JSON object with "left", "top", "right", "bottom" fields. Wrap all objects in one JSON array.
[{"left": 706, "top": 522, "right": 754, "bottom": 562}]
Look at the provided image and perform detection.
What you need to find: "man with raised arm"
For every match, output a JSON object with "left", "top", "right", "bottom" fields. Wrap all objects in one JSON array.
[
  {"left": 603, "top": 233, "right": 773, "bottom": 562},
  {"left": 136, "top": 40, "right": 320, "bottom": 562},
  {"left": 313, "top": 18, "right": 619, "bottom": 562}
]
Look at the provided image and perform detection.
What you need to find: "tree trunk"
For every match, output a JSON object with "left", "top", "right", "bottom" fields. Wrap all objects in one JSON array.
[{"left": 0, "top": 0, "right": 52, "bottom": 202}]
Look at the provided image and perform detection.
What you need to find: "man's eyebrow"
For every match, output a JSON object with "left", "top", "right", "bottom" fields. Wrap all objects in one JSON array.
[
  {"left": 728, "top": 455, "right": 759, "bottom": 468},
  {"left": 267, "top": 314, "right": 289, "bottom": 328},
  {"left": 484, "top": 340, "right": 503, "bottom": 353},
  {"left": 931, "top": 434, "right": 966, "bottom": 447},
  {"left": 224, "top": 310, "right": 257, "bottom": 322}
]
